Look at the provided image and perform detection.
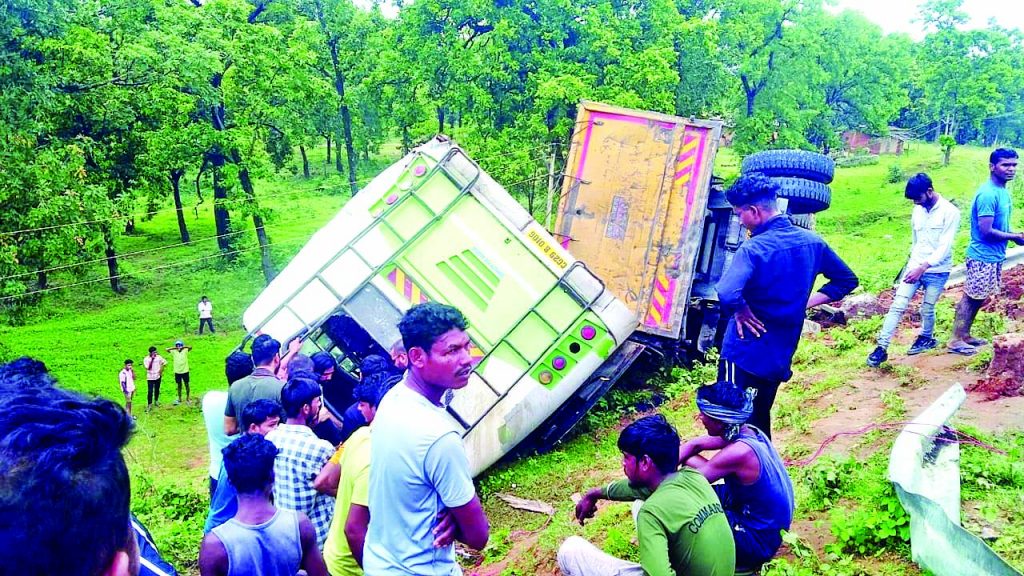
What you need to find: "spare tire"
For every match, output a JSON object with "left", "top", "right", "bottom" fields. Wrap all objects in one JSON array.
[
  {"left": 742, "top": 150, "right": 835, "bottom": 184},
  {"left": 789, "top": 213, "right": 815, "bottom": 230},
  {"left": 773, "top": 177, "right": 831, "bottom": 214}
]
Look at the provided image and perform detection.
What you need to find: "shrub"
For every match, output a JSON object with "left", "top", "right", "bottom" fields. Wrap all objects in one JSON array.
[
  {"left": 829, "top": 490, "right": 910, "bottom": 555},
  {"left": 664, "top": 348, "right": 719, "bottom": 399},
  {"left": 796, "top": 455, "right": 858, "bottom": 509},
  {"left": 886, "top": 163, "right": 905, "bottom": 184}
]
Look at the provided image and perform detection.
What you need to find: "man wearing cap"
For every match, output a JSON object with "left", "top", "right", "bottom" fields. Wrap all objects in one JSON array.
[
  {"left": 678, "top": 381, "right": 795, "bottom": 572},
  {"left": 167, "top": 341, "right": 193, "bottom": 405}
]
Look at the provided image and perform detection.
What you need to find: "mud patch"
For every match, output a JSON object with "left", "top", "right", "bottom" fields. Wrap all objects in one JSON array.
[
  {"left": 967, "top": 375, "right": 1024, "bottom": 401},
  {"left": 966, "top": 332, "right": 1024, "bottom": 401}
]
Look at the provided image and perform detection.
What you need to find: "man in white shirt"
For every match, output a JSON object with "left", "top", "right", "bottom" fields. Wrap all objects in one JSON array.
[
  {"left": 198, "top": 295, "right": 215, "bottom": 334},
  {"left": 868, "top": 173, "right": 961, "bottom": 366}
]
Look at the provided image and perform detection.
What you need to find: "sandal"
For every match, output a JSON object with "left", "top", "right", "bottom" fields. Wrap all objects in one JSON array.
[
  {"left": 965, "top": 336, "right": 988, "bottom": 347},
  {"left": 947, "top": 342, "right": 977, "bottom": 356}
]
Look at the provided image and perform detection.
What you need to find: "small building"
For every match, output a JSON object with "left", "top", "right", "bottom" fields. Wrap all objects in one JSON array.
[{"left": 842, "top": 128, "right": 910, "bottom": 155}]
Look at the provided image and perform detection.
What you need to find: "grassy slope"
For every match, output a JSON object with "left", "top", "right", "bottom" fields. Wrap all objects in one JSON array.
[{"left": 2, "top": 141, "right": 1022, "bottom": 573}]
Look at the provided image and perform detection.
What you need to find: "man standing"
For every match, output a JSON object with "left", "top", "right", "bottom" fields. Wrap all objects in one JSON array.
[
  {"left": 119, "top": 358, "right": 136, "bottom": 418},
  {"left": 867, "top": 174, "right": 961, "bottom": 366},
  {"left": 558, "top": 415, "right": 735, "bottom": 576},
  {"left": 948, "top": 148, "right": 1023, "bottom": 355},
  {"left": 204, "top": 351, "right": 254, "bottom": 497},
  {"left": 266, "top": 378, "right": 336, "bottom": 549},
  {"left": 199, "top": 295, "right": 215, "bottom": 334},
  {"left": 199, "top": 434, "right": 328, "bottom": 576},
  {"left": 224, "top": 335, "right": 284, "bottom": 435},
  {"left": 716, "top": 173, "right": 858, "bottom": 437},
  {"left": 144, "top": 345, "right": 168, "bottom": 411},
  {"left": 363, "top": 303, "right": 489, "bottom": 575},
  {"left": 166, "top": 340, "right": 193, "bottom": 405},
  {"left": 679, "top": 382, "right": 795, "bottom": 572}
]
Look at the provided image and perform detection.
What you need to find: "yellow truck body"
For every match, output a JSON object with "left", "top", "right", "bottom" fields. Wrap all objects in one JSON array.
[{"left": 556, "top": 102, "right": 723, "bottom": 339}]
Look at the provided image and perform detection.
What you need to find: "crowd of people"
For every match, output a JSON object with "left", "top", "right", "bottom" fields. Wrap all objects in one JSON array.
[
  {"left": 2, "top": 148, "right": 1020, "bottom": 576},
  {"left": 196, "top": 302, "right": 483, "bottom": 576}
]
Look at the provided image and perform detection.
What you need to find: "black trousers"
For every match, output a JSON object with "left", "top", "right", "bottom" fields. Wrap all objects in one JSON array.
[
  {"left": 147, "top": 378, "right": 161, "bottom": 405},
  {"left": 199, "top": 318, "right": 215, "bottom": 333},
  {"left": 718, "top": 358, "right": 780, "bottom": 439}
]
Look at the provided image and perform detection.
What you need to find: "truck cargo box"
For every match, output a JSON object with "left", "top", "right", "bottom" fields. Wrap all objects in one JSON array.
[{"left": 556, "top": 101, "right": 723, "bottom": 340}]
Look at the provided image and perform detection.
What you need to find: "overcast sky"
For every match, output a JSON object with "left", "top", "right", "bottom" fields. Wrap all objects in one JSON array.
[{"left": 828, "top": 0, "right": 1024, "bottom": 38}]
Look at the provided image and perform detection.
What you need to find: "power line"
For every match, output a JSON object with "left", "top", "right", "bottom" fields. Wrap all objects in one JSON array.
[
  {"left": 0, "top": 231, "right": 314, "bottom": 304},
  {"left": 0, "top": 144, "right": 554, "bottom": 238},
  {"left": 0, "top": 214, "right": 314, "bottom": 283}
]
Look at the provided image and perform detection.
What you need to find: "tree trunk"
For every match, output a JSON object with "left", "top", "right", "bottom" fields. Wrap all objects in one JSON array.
[
  {"left": 230, "top": 149, "right": 275, "bottom": 284},
  {"left": 335, "top": 127, "right": 344, "bottom": 174},
  {"left": 103, "top": 226, "right": 124, "bottom": 293},
  {"left": 208, "top": 147, "right": 235, "bottom": 256},
  {"left": 340, "top": 105, "right": 358, "bottom": 195},
  {"left": 170, "top": 169, "right": 190, "bottom": 244},
  {"left": 124, "top": 218, "right": 135, "bottom": 234},
  {"left": 437, "top": 106, "right": 445, "bottom": 134},
  {"left": 402, "top": 125, "right": 411, "bottom": 155},
  {"left": 36, "top": 270, "right": 47, "bottom": 290},
  {"left": 299, "top": 145, "right": 310, "bottom": 178},
  {"left": 326, "top": 135, "right": 332, "bottom": 164}
]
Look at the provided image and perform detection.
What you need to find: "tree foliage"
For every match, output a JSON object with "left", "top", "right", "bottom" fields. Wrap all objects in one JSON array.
[{"left": 2, "top": 0, "right": 1024, "bottom": 302}]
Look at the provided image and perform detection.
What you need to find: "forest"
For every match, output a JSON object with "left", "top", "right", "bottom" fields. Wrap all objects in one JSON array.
[{"left": 2, "top": 0, "right": 1023, "bottom": 303}]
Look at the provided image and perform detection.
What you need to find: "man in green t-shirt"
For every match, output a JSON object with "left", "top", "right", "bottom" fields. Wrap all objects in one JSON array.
[
  {"left": 166, "top": 340, "right": 193, "bottom": 405},
  {"left": 558, "top": 414, "right": 735, "bottom": 576}
]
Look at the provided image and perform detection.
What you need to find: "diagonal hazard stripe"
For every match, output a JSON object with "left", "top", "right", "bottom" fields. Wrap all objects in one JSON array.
[
  {"left": 646, "top": 308, "right": 663, "bottom": 326},
  {"left": 676, "top": 138, "right": 700, "bottom": 160},
  {"left": 653, "top": 289, "right": 667, "bottom": 308}
]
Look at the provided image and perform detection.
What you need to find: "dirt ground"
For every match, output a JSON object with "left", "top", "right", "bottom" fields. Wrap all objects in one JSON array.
[{"left": 470, "top": 266, "right": 1024, "bottom": 576}]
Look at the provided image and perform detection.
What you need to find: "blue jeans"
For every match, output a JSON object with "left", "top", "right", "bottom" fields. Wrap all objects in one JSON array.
[{"left": 877, "top": 272, "right": 950, "bottom": 348}]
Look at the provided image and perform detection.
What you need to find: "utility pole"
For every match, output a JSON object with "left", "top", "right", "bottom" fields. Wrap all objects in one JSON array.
[{"left": 545, "top": 142, "right": 557, "bottom": 230}]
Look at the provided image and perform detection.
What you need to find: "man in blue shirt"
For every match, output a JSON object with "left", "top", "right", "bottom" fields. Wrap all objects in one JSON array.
[
  {"left": 948, "top": 148, "right": 1023, "bottom": 355},
  {"left": 715, "top": 173, "right": 858, "bottom": 437}
]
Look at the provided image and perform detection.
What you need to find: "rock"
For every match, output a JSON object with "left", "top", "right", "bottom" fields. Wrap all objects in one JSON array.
[
  {"left": 802, "top": 319, "right": 822, "bottom": 335},
  {"left": 840, "top": 293, "right": 886, "bottom": 319},
  {"left": 980, "top": 525, "right": 1000, "bottom": 541}
]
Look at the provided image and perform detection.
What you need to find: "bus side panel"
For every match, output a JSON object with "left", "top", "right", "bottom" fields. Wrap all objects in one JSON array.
[{"left": 556, "top": 101, "right": 723, "bottom": 340}]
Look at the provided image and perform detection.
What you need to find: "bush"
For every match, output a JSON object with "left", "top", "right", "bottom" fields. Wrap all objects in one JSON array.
[
  {"left": 663, "top": 349, "right": 719, "bottom": 399},
  {"left": 796, "top": 455, "right": 858, "bottom": 509},
  {"left": 132, "top": 472, "right": 207, "bottom": 571},
  {"left": 829, "top": 491, "right": 910, "bottom": 555},
  {"left": 886, "top": 163, "right": 905, "bottom": 184}
]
